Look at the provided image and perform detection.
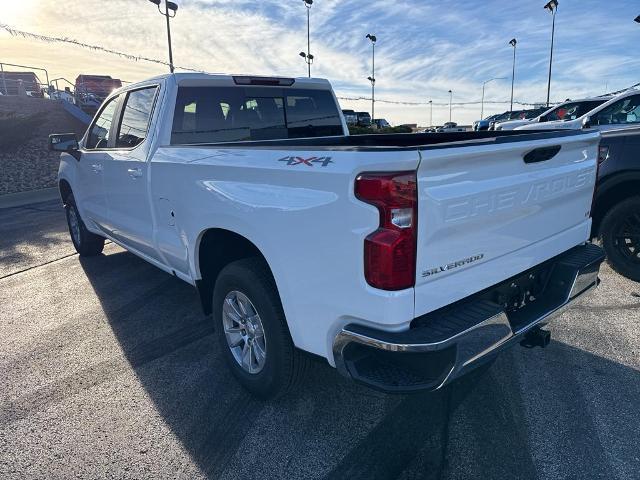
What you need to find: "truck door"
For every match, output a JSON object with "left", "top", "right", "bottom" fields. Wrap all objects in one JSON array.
[
  {"left": 103, "top": 86, "right": 160, "bottom": 261},
  {"left": 77, "top": 94, "right": 122, "bottom": 232}
]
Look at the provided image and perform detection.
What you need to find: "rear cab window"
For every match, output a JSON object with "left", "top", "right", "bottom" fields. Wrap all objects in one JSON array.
[{"left": 171, "top": 86, "right": 343, "bottom": 144}]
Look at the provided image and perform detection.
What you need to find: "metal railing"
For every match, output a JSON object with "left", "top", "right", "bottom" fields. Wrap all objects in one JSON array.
[{"left": 0, "top": 62, "right": 49, "bottom": 96}]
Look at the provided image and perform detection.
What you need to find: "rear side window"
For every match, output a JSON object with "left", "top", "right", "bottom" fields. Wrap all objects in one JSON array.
[
  {"left": 117, "top": 87, "right": 158, "bottom": 148},
  {"left": 171, "top": 86, "right": 343, "bottom": 144}
]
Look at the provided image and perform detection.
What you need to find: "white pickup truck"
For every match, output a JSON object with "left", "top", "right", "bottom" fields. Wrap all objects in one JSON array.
[{"left": 51, "top": 73, "right": 605, "bottom": 398}]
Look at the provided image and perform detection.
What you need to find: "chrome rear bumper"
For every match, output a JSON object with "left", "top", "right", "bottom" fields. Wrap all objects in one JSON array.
[{"left": 332, "top": 243, "right": 605, "bottom": 393}]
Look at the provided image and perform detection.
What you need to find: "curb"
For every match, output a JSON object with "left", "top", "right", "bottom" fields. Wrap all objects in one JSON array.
[{"left": 0, "top": 187, "right": 60, "bottom": 209}]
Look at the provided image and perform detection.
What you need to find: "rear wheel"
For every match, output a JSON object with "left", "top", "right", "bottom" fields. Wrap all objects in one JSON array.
[
  {"left": 598, "top": 196, "right": 640, "bottom": 282},
  {"left": 213, "top": 258, "right": 309, "bottom": 398},
  {"left": 64, "top": 193, "right": 105, "bottom": 257}
]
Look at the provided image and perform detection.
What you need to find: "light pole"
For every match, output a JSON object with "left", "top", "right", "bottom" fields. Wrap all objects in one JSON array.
[
  {"left": 509, "top": 38, "right": 517, "bottom": 112},
  {"left": 544, "top": 0, "right": 558, "bottom": 106},
  {"left": 366, "top": 33, "right": 376, "bottom": 123},
  {"left": 149, "top": 0, "right": 178, "bottom": 73},
  {"left": 481, "top": 77, "right": 506, "bottom": 119},
  {"left": 299, "top": 52, "right": 314, "bottom": 76},
  {"left": 448, "top": 90, "right": 452, "bottom": 123},
  {"left": 300, "top": 0, "right": 313, "bottom": 77},
  {"left": 429, "top": 99, "right": 433, "bottom": 127}
]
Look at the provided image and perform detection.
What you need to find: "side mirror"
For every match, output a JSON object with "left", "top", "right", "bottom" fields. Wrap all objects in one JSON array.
[
  {"left": 49, "top": 133, "right": 80, "bottom": 160},
  {"left": 582, "top": 116, "right": 592, "bottom": 129}
]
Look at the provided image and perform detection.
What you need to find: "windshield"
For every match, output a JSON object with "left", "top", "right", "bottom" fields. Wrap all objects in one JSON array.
[
  {"left": 593, "top": 95, "right": 640, "bottom": 126},
  {"left": 541, "top": 100, "right": 606, "bottom": 122}
]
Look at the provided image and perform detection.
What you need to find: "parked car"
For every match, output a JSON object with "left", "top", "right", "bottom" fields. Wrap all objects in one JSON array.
[
  {"left": 341, "top": 109, "right": 357, "bottom": 125},
  {"left": 373, "top": 118, "right": 391, "bottom": 129},
  {"left": 591, "top": 126, "right": 640, "bottom": 281},
  {"left": 516, "top": 89, "right": 640, "bottom": 132},
  {"left": 495, "top": 98, "right": 610, "bottom": 130},
  {"left": 74, "top": 74, "right": 123, "bottom": 112},
  {"left": 356, "top": 111, "right": 372, "bottom": 127},
  {"left": 439, "top": 121, "right": 466, "bottom": 132},
  {"left": 488, "top": 111, "right": 521, "bottom": 130},
  {"left": 51, "top": 73, "right": 604, "bottom": 398},
  {"left": 473, "top": 114, "right": 500, "bottom": 131}
]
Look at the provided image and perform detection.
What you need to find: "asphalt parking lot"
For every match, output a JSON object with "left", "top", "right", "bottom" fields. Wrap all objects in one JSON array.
[{"left": 1, "top": 200, "right": 639, "bottom": 480}]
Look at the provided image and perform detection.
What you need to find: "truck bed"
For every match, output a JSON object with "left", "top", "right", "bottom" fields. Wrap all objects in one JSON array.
[{"left": 180, "top": 129, "right": 590, "bottom": 150}]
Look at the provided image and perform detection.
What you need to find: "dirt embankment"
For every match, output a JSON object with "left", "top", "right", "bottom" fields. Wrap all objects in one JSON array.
[{"left": 0, "top": 96, "right": 87, "bottom": 195}]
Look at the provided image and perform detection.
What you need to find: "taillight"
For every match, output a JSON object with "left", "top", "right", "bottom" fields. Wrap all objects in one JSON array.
[{"left": 355, "top": 171, "right": 417, "bottom": 290}]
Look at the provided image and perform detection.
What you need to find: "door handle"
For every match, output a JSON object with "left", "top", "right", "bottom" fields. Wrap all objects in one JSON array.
[
  {"left": 91, "top": 163, "right": 103, "bottom": 173},
  {"left": 127, "top": 168, "right": 142, "bottom": 178}
]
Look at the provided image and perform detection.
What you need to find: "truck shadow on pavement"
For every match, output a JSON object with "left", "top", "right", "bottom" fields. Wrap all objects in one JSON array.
[
  {"left": 79, "top": 249, "right": 640, "bottom": 480},
  {"left": 0, "top": 201, "right": 73, "bottom": 278}
]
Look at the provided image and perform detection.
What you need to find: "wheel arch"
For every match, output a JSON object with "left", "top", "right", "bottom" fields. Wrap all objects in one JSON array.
[
  {"left": 58, "top": 178, "right": 73, "bottom": 204},
  {"left": 195, "top": 228, "right": 279, "bottom": 316},
  {"left": 592, "top": 173, "right": 640, "bottom": 237}
]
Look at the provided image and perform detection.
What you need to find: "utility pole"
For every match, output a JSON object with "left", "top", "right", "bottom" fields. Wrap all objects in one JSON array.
[
  {"left": 448, "top": 90, "right": 452, "bottom": 122},
  {"left": 429, "top": 99, "right": 433, "bottom": 127}
]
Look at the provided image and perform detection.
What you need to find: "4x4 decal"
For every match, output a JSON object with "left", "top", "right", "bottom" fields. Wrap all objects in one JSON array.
[{"left": 278, "top": 156, "right": 333, "bottom": 167}]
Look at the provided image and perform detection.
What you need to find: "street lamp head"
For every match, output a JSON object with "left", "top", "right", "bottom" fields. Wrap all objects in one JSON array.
[
  {"left": 166, "top": 1, "right": 178, "bottom": 12},
  {"left": 366, "top": 34, "right": 377, "bottom": 43},
  {"left": 367, "top": 76, "right": 375, "bottom": 83},
  {"left": 448, "top": 90, "right": 452, "bottom": 94},
  {"left": 307, "top": 54, "right": 314, "bottom": 60},
  {"left": 299, "top": 52, "right": 307, "bottom": 58},
  {"left": 303, "top": 0, "right": 313, "bottom": 6},
  {"left": 634, "top": 15, "right": 640, "bottom": 23},
  {"left": 148, "top": 0, "right": 161, "bottom": 4},
  {"left": 509, "top": 38, "right": 517, "bottom": 47},
  {"left": 544, "top": 0, "right": 558, "bottom": 12}
]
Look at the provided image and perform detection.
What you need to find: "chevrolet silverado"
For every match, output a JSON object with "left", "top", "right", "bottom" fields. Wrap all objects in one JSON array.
[{"left": 50, "top": 73, "right": 605, "bottom": 398}]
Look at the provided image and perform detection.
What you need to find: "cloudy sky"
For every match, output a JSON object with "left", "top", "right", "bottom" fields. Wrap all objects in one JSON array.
[{"left": 2, "top": 0, "right": 639, "bottom": 125}]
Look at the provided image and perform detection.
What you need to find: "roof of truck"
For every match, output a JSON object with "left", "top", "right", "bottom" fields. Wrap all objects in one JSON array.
[{"left": 125, "top": 72, "right": 332, "bottom": 90}]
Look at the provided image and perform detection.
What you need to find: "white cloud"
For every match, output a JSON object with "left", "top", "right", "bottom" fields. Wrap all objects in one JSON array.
[{"left": 1, "top": 0, "right": 638, "bottom": 125}]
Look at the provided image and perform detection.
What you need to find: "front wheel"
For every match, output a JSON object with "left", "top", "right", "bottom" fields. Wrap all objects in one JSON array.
[
  {"left": 598, "top": 196, "right": 640, "bottom": 282},
  {"left": 64, "top": 193, "right": 105, "bottom": 257},
  {"left": 213, "top": 258, "right": 309, "bottom": 398}
]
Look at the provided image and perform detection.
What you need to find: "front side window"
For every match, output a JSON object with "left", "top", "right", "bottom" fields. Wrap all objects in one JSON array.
[
  {"left": 171, "top": 86, "right": 343, "bottom": 144},
  {"left": 593, "top": 95, "right": 640, "bottom": 126},
  {"left": 117, "top": 87, "right": 158, "bottom": 148},
  {"left": 86, "top": 95, "right": 120, "bottom": 149}
]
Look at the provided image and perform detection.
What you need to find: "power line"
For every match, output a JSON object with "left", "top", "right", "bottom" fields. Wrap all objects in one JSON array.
[
  {"left": 0, "top": 23, "right": 203, "bottom": 73},
  {"left": 336, "top": 96, "right": 548, "bottom": 107}
]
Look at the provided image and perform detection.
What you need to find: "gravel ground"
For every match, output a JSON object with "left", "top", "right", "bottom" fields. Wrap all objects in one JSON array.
[
  {"left": 0, "top": 96, "right": 86, "bottom": 196},
  {"left": 0, "top": 201, "right": 639, "bottom": 479}
]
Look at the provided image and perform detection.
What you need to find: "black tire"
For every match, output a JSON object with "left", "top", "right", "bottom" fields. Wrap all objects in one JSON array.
[
  {"left": 64, "top": 193, "right": 105, "bottom": 257},
  {"left": 213, "top": 257, "right": 309, "bottom": 399},
  {"left": 598, "top": 196, "right": 640, "bottom": 282}
]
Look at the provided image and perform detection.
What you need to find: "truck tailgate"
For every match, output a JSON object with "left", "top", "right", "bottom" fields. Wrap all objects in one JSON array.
[{"left": 414, "top": 131, "right": 600, "bottom": 316}]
